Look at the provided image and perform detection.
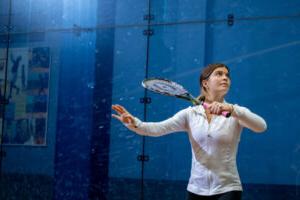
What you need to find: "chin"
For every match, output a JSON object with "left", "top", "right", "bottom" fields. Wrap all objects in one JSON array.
[{"left": 219, "top": 89, "right": 229, "bottom": 96}]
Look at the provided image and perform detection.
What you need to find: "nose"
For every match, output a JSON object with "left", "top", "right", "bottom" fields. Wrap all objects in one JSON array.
[{"left": 222, "top": 75, "right": 228, "bottom": 81}]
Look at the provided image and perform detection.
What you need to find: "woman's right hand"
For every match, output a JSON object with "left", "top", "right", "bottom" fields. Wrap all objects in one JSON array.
[{"left": 111, "top": 104, "right": 136, "bottom": 127}]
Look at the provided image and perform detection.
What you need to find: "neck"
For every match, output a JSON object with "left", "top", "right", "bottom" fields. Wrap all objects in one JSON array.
[{"left": 205, "top": 93, "right": 224, "bottom": 103}]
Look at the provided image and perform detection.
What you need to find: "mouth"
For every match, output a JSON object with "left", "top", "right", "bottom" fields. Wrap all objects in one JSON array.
[{"left": 220, "top": 83, "right": 228, "bottom": 87}]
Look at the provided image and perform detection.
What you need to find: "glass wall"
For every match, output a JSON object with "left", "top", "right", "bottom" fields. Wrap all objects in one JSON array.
[{"left": 0, "top": 0, "right": 299, "bottom": 199}]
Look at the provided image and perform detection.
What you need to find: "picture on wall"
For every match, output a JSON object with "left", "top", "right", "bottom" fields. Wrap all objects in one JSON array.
[{"left": 0, "top": 47, "right": 50, "bottom": 146}]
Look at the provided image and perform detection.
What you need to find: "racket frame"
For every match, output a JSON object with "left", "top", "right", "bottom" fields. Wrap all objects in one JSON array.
[{"left": 142, "top": 77, "right": 230, "bottom": 117}]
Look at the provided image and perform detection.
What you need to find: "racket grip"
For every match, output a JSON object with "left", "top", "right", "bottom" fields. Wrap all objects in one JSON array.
[{"left": 202, "top": 102, "right": 231, "bottom": 118}]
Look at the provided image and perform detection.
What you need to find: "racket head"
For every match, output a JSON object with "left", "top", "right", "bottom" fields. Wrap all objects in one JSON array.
[{"left": 142, "top": 78, "right": 189, "bottom": 97}]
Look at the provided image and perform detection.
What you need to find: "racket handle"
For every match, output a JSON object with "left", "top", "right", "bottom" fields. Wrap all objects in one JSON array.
[{"left": 202, "top": 102, "right": 231, "bottom": 118}]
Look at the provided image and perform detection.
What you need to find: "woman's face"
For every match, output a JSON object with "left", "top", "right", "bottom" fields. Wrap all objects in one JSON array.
[{"left": 202, "top": 67, "right": 231, "bottom": 96}]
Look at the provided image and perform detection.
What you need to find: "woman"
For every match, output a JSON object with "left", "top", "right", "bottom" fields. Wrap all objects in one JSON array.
[{"left": 112, "top": 63, "right": 267, "bottom": 200}]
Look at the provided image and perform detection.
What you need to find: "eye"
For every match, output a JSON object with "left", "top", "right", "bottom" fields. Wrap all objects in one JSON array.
[
  {"left": 213, "top": 70, "right": 230, "bottom": 79},
  {"left": 215, "top": 71, "right": 223, "bottom": 76}
]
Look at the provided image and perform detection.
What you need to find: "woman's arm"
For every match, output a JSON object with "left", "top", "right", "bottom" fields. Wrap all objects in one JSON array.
[
  {"left": 203, "top": 101, "right": 267, "bottom": 133},
  {"left": 127, "top": 109, "right": 189, "bottom": 137},
  {"left": 231, "top": 104, "right": 267, "bottom": 133},
  {"left": 112, "top": 104, "right": 188, "bottom": 137}
]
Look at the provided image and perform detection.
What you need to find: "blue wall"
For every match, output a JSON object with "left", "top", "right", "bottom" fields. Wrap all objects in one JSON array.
[
  {"left": 205, "top": 0, "right": 300, "bottom": 185},
  {"left": 1, "top": 0, "right": 300, "bottom": 199}
]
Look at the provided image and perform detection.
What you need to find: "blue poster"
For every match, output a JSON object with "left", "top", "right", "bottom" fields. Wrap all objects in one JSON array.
[{"left": 0, "top": 47, "right": 50, "bottom": 146}]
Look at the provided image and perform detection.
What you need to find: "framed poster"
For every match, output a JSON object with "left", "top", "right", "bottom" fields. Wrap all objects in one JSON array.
[{"left": 0, "top": 47, "right": 50, "bottom": 146}]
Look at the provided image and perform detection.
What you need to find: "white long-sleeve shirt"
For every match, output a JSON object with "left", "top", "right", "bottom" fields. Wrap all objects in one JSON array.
[{"left": 126, "top": 104, "right": 267, "bottom": 196}]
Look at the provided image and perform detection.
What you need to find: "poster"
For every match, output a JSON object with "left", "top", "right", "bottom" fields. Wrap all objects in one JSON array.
[{"left": 0, "top": 47, "right": 50, "bottom": 146}]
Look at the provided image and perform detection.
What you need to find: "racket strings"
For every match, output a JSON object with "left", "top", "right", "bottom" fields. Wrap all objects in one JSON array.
[{"left": 142, "top": 79, "right": 188, "bottom": 96}]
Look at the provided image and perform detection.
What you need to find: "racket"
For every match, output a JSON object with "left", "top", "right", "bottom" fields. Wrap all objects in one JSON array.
[{"left": 142, "top": 78, "right": 231, "bottom": 118}]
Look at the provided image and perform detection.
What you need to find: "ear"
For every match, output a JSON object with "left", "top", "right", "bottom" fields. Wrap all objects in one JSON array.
[{"left": 202, "top": 80, "right": 208, "bottom": 88}]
